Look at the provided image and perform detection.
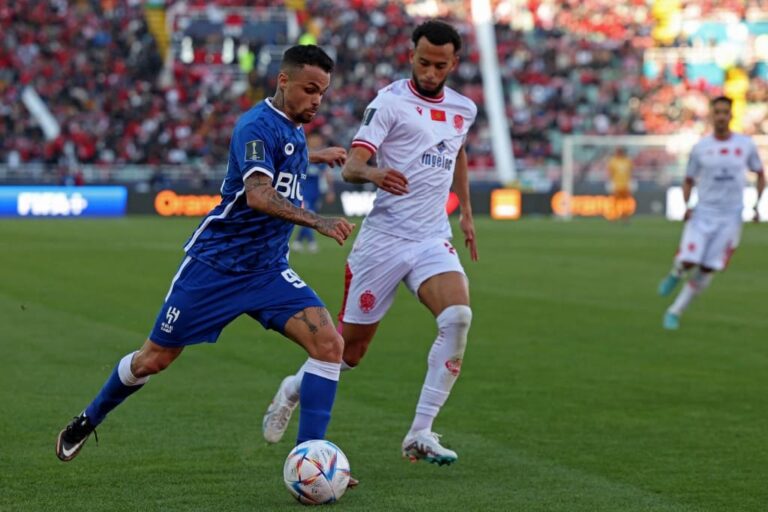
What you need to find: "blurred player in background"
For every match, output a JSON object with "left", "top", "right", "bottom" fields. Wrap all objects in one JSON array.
[
  {"left": 292, "top": 133, "right": 337, "bottom": 253},
  {"left": 658, "top": 96, "right": 764, "bottom": 330},
  {"left": 264, "top": 20, "right": 478, "bottom": 466},
  {"left": 607, "top": 146, "right": 634, "bottom": 221},
  {"left": 56, "top": 45, "right": 355, "bottom": 462}
]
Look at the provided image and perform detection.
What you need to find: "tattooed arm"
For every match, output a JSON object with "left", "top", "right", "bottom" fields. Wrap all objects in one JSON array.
[{"left": 244, "top": 172, "right": 355, "bottom": 245}]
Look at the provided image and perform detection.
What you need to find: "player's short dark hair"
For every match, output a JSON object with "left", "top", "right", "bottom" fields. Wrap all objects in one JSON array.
[
  {"left": 412, "top": 20, "right": 462, "bottom": 53},
  {"left": 711, "top": 95, "right": 733, "bottom": 108},
  {"left": 281, "top": 45, "right": 334, "bottom": 74}
]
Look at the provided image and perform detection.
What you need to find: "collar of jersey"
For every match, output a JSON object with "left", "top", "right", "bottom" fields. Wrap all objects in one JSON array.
[
  {"left": 265, "top": 98, "right": 303, "bottom": 129},
  {"left": 407, "top": 80, "right": 445, "bottom": 104}
]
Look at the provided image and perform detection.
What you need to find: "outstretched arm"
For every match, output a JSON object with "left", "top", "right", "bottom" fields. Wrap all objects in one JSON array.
[
  {"left": 309, "top": 146, "right": 347, "bottom": 168},
  {"left": 341, "top": 146, "right": 409, "bottom": 195},
  {"left": 452, "top": 146, "right": 478, "bottom": 261},
  {"left": 244, "top": 172, "right": 354, "bottom": 245}
]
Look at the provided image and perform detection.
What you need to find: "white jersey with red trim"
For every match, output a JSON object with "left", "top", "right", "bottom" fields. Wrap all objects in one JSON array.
[
  {"left": 351, "top": 79, "right": 477, "bottom": 241},
  {"left": 686, "top": 133, "right": 764, "bottom": 219}
]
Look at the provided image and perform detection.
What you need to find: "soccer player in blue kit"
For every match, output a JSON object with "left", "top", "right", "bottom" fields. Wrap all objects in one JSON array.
[{"left": 56, "top": 45, "right": 355, "bottom": 463}]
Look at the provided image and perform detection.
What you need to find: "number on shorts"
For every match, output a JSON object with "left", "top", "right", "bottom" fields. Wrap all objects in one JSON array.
[{"left": 281, "top": 269, "right": 307, "bottom": 289}]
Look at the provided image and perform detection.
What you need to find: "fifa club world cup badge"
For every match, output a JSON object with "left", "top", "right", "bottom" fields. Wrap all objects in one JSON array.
[
  {"left": 359, "top": 290, "right": 376, "bottom": 313},
  {"left": 453, "top": 114, "right": 464, "bottom": 132}
]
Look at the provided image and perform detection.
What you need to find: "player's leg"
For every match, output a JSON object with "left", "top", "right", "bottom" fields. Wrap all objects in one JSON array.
[
  {"left": 263, "top": 231, "right": 408, "bottom": 444},
  {"left": 399, "top": 270, "right": 469, "bottom": 465},
  {"left": 400, "top": 239, "right": 470, "bottom": 465},
  {"left": 664, "top": 266, "right": 715, "bottom": 329},
  {"left": 659, "top": 219, "right": 704, "bottom": 297},
  {"left": 56, "top": 339, "right": 183, "bottom": 462},
  {"left": 665, "top": 219, "right": 739, "bottom": 329},
  {"left": 281, "top": 306, "right": 343, "bottom": 444},
  {"left": 56, "top": 257, "right": 239, "bottom": 461}
]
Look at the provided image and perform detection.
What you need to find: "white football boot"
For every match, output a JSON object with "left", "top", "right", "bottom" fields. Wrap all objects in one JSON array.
[
  {"left": 262, "top": 376, "right": 299, "bottom": 443},
  {"left": 401, "top": 430, "right": 458, "bottom": 466}
]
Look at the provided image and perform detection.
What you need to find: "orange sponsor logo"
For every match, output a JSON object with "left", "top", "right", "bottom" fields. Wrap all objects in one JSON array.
[
  {"left": 154, "top": 190, "right": 220, "bottom": 217},
  {"left": 551, "top": 191, "right": 635, "bottom": 220}
]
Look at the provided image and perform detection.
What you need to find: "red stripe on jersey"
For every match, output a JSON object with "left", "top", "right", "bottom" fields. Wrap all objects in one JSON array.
[
  {"left": 407, "top": 80, "right": 444, "bottom": 103},
  {"left": 352, "top": 139, "right": 377, "bottom": 154},
  {"left": 337, "top": 263, "right": 354, "bottom": 324},
  {"left": 351, "top": 139, "right": 377, "bottom": 155}
]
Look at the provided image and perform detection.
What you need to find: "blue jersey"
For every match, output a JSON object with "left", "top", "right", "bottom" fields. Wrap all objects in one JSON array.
[{"left": 185, "top": 99, "right": 308, "bottom": 273}]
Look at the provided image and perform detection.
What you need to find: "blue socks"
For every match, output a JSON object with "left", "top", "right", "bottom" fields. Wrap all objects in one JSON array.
[
  {"left": 296, "top": 358, "right": 341, "bottom": 445},
  {"left": 84, "top": 352, "right": 149, "bottom": 426}
]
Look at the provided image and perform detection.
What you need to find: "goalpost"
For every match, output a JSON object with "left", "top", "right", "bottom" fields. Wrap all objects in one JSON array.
[{"left": 560, "top": 134, "right": 768, "bottom": 220}]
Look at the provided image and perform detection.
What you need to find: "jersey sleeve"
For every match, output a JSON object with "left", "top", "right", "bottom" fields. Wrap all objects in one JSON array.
[
  {"left": 685, "top": 144, "right": 702, "bottom": 179},
  {"left": 232, "top": 119, "right": 280, "bottom": 181},
  {"left": 746, "top": 139, "right": 764, "bottom": 174},
  {"left": 351, "top": 95, "right": 394, "bottom": 155}
]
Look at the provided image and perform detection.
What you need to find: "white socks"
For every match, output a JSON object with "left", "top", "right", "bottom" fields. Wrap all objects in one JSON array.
[
  {"left": 117, "top": 351, "right": 150, "bottom": 386},
  {"left": 287, "top": 358, "right": 353, "bottom": 399},
  {"left": 410, "top": 305, "right": 472, "bottom": 434},
  {"left": 668, "top": 270, "right": 714, "bottom": 316}
]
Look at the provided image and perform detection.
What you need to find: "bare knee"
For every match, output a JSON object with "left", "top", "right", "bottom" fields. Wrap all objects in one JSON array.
[
  {"left": 131, "top": 341, "right": 182, "bottom": 378},
  {"left": 306, "top": 331, "right": 344, "bottom": 363}
]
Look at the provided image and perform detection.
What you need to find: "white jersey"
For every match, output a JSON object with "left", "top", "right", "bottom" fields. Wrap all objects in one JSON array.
[
  {"left": 351, "top": 79, "right": 477, "bottom": 241},
  {"left": 686, "top": 133, "right": 764, "bottom": 218}
]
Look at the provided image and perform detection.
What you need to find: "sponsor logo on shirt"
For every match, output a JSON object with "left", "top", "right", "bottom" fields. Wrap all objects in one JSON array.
[
  {"left": 245, "top": 140, "right": 265, "bottom": 162},
  {"left": 714, "top": 168, "right": 734, "bottom": 182},
  {"left": 421, "top": 151, "right": 454, "bottom": 170}
]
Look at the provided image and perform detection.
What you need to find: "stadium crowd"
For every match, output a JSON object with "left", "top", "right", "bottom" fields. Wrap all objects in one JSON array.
[{"left": 1, "top": 0, "right": 767, "bottom": 178}]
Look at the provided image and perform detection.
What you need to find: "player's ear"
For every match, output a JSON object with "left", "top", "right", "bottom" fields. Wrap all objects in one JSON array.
[
  {"left": 277, "top": 71, "right": 289, "bottom": 91},
  {"left": 451, "top": 54, "right": 459, "bottom": 71},
  {"left": 408, "top": 48, "right": 415, "bottom": 65}
]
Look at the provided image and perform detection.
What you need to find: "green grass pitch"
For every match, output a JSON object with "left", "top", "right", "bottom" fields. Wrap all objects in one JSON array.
[{"left": 1, "top": 216, "right": 767, "bottom": 511}]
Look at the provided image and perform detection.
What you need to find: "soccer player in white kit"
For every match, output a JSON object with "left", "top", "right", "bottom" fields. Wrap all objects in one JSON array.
[
  {"left": 658, "top": 96, "right": 764, "bottom": 330},
  {"left": 263, "top": 21, "right": 478, "bottom": 466}
]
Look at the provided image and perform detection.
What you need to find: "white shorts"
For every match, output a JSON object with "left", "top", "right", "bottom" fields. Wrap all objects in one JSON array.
[
  {"left": 339, "top": 228, "right": 466, "bottom": 324},
  {"left": 675, "top": 214, "right": 742, "bottom": 271}
]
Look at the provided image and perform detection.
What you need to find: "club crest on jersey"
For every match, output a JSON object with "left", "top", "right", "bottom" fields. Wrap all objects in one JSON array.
[
  {"left": 437, "top": 141, "right": 447, "bottom": 153},
  {"left": 362, "top": 108, "right": 377, "bottom": 126},
  {"left": 161, "top": 306, "right": 181, "bottom": 334},
  {"left": 359, "top": 290, "right": 376, "bottom": 313},
  {"left": 285, "top": 142, "right": 295, "bottom": 155},
  {"left": 245, "top": 140, "right": 265, "bottom": 162},
  {"left": 453, "top": 114, "right": 464, "bottom": 132}
]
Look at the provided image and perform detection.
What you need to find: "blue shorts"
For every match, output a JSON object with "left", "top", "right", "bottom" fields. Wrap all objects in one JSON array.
[{"left": 149, "top": 256, "right": 325, "bottom": 347}]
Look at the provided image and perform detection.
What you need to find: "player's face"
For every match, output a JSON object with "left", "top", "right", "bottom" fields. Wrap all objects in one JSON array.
[
  {"left": 711, "top": 101, "right": 732, "bottom": 134},
  {"left": 279, "top": 65, "right": 331, "bottom": 124},
  {"left": 409, "top": 38, "right": 458, "bottom": 97}
]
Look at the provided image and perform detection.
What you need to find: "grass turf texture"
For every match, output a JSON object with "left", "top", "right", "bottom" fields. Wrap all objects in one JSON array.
[{"left": 1, "top": 217, "right": 766, "bottom": 511}]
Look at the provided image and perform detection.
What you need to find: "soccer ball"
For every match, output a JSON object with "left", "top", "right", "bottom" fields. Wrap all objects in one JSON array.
[{"left": 283, "top": 440, "right": 351, "bottom": 505}]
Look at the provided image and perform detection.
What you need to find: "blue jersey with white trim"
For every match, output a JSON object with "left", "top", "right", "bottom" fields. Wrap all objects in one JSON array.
[{"left": 184, "top": 99, "right": 308, "bottom": 273}]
